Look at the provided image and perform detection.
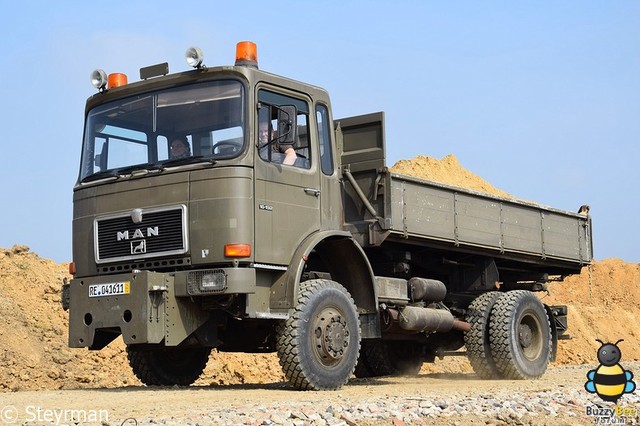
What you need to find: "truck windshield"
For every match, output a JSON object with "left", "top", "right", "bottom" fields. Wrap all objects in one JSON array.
[{"left": 79, "top": 80, "right": 245, "bottom": 182}]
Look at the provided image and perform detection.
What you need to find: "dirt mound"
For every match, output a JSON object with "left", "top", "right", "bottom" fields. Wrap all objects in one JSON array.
[
  {"left": 1, "top": 154, "right": 636, "bottom": 390},
  {"left": 390, "top": 154, "right": 512, "bottom": 198},
  {"left": 544, "top": 259, "right": 640, "bottom": 365}
]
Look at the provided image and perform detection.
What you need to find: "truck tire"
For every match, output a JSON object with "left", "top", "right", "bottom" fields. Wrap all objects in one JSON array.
[
  {"left": 489, "top": 290, "right": 551, "bottom": 379},
  {"left": 126, "top": 346, "right": 211, "bottom": 386},
  {"left": 353, "top": 358, "right": 375, "bottom": 378},
  {"left": 276, "top": 279, "right": 361, "bottom": 390},
  {"left": 356, "top": 340, "right": 390, "bottom": 377},
  {"left": 353, "top": 341, "right": 376, "bottom": 378},
  {"left": 362, "top": 340, "right": 423, "bottom": 376},
  {"left": 464, "top": 291, "right": 503, "bottom": 379}
]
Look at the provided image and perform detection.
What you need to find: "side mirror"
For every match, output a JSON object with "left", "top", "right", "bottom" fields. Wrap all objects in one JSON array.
[
  {"left": 95, "top": 141, "right": 108, "bottom": 171},
  {"left": 277, "top": 105, "right": 297, "bottom": 145}
]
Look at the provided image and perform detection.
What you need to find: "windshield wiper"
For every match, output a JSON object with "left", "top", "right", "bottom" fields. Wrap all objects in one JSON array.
[
  {"left": 161, "top": 156, "right": 217, "bottom": 167},
  {"left": 82, "top": 158, "right": 215, "bottom": 183},
  {"left": 115, "top": 163, "right": 165, "bottom": 176},
  {"left": 81, "top": 163, "right": 165, "bottom": 183},
  {"left": 81, "top": 170, "right": 121, "bottom": 183}
]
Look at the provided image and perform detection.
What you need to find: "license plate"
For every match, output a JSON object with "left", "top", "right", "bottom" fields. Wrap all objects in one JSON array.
[{"left": 89, "top": 281, "right": 130, "bottom": 297}]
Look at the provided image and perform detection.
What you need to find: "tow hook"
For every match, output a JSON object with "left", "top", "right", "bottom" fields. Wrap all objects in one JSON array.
[{"left": 149, "top": 285, "right": 168, "bottom": 323}]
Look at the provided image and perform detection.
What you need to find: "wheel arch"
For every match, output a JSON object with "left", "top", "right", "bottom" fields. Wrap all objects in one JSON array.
[{"left": 285, "top": 230, "right": 378, "bottom": 314}]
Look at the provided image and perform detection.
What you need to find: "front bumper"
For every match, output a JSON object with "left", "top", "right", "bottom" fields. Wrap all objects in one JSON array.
[{"left": 67, "top": 267, "right": 256, "bottom": 349}]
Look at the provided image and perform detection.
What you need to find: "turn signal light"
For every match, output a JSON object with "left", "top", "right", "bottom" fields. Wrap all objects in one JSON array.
[
  {"left": 68, "top": 262, "right": 76, "bottom": 275},
  {"left": 224, "top": 243, "right": 251, "bottom": 257}
]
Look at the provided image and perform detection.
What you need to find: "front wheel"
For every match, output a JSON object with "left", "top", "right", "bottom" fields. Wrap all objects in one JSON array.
[
  {"left": 277, "top": 279, "right": 361, "bottom": 390},
  {"left": 489, "top": 290, "right": 551, "bottom": 379},
  {"left": 127, "top": 346, "right": 211, "bottom": 386}
]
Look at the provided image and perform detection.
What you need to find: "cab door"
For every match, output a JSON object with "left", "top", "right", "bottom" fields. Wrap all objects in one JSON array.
[{"left": 254, "top": 88, "right": 320, "bottom": 265}]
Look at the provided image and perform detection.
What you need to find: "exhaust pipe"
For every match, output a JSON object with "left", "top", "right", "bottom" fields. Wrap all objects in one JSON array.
[{"left": 385, "top": 306, "right": 471, "bottom": 333}]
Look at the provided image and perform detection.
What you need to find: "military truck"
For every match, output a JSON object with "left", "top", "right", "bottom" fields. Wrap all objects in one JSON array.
[{"left": 64, "top": 42, "right": 592, "bottom": 390}]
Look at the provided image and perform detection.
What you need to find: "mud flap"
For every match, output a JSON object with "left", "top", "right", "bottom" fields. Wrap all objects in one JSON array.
[{"left": 544, "top": 304, "right": 569, "bottom": 362}]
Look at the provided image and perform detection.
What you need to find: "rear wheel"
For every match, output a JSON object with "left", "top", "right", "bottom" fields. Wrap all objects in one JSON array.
[
  {"left": 353, "top": 351, "right": 376, "bottom": 378},
  {"left": 353, "top": 340, "right": 378, "bottom": 378},
  {"left": 363, "top": 340, "right": 424, "bottom": 376},
  {"left": 489, "top": 290, "right": 551, "bottom": 379},
  {"left": 127, "top": 346, "right": 211, "bottom": 386},
  {"left": 464, "top": 291, "right": 503, "bottom": 379},
  {"left": 276, "top": 279, "right": 361, "bottom": 390}
]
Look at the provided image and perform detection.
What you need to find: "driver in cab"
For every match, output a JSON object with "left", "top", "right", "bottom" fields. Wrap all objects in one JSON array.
[
  {"left": 259, "top": 121, "right": 296, "bottom": 166},
  {"left": 169, "top": 136, "right": 191, "bottom": 159}
]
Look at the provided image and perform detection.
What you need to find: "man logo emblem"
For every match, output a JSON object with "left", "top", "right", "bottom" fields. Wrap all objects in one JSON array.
[{"left": 131, "top": 240, "right": 147, "bottom": 254}]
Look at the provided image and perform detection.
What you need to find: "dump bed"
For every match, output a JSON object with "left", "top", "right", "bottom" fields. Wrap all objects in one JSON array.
[{"left": 337, "top": 112, "right": 592, "bottom": 271}]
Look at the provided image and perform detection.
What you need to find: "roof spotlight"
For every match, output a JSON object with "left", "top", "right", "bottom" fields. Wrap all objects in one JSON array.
[
  {"left": 185, "top": 47, "right": 204, "bottom": 69},
  {"left": 90, "top": 69, "right": 108, "bottom": 91}
]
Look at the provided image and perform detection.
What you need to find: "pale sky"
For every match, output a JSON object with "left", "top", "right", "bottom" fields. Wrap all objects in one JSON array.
[{"left": 1, "top": 1, "right": 638, "bottom": 263}]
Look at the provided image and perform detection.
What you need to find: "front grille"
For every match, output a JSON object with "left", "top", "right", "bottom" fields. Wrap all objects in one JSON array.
[{"left": 95, "top": 205, "right": 187, "bottom": 263}]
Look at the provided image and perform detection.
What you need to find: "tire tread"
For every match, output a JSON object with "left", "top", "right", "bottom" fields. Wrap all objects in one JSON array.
[
  {"left": 127, "top": 346, "right": 211, "bottom": 386},
  {"left": 276, "top": 279, "right": 360, "bottom": 390},
  {"left": 464, "top": 291, "right": 503, "bottom": 379}
]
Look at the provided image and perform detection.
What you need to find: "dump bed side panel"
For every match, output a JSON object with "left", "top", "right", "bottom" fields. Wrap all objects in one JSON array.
[{"left": 389, "top": 174, "right": 592, "bottom": 264}]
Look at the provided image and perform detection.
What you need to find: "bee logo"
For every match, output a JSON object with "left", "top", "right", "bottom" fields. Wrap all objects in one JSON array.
[{"left": 585, "top": 339, "right": 636, "bottom": 403}]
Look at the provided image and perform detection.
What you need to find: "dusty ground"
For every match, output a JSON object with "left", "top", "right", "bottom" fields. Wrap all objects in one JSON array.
[
  {"left": 0, "top": 364, "right": 621, "bottom": 425},
  {"left": 0, "top": 154, "right": 638, "bottom": 424}
]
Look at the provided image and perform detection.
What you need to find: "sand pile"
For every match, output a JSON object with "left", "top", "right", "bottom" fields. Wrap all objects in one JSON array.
[
  {"left": 1, "top": 154, "right": 636, "bottom": 391},
  {"left": 391, "top": 154, "right": 512, "bottom": 198},
  {"left": 544, "top": 259, "right": 640, "bottom": 365}
]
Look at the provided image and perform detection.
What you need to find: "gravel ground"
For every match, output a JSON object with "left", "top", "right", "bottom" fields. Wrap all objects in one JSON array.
[
  {"left": 2, "top": 364, "right": 639, "bottom": 426},
  {"left": 113, "top": 386, "right": 640, "bottom": 426}
]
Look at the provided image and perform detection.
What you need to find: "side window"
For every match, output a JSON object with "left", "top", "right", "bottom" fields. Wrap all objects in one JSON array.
[
  {"left": 257, "top": 90, "right": 311, "bottom": 169},
  {"left": 316, "top": 104, "right": 334, "bottom": 175}
]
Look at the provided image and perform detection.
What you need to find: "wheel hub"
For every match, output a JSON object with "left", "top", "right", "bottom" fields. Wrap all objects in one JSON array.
[
  {"left": 314, "top": 308, "right": 349, "bottom": 362},
  {"left": 519, "top": 324, "right": 533, "bottom": 348}
]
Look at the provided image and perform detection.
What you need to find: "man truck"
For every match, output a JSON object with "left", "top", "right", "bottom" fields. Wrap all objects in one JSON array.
[{"left": 63, "top": 42, "right": 592, "bottom": 390}]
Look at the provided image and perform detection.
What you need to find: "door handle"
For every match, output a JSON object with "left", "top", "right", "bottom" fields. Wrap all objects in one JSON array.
[{"left": 304, "top": 188, "right": 321, "bottom": 197}]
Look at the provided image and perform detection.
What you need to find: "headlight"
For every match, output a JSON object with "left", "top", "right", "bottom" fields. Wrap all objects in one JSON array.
[{"left": 187, "top": 270, "right": 227, "bottom": 294}]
